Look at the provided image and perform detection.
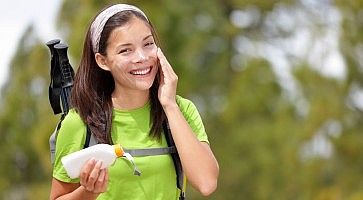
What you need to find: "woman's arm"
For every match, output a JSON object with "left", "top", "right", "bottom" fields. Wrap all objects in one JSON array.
[
  {"left": 50, "top": 159, "right": 108, "bottom": 200},
  {"left": 163, "top": 104, "right": 219, "bottom": 196},
  {"left": 157, "top": 48, "right": 219, "bottom": 196}
]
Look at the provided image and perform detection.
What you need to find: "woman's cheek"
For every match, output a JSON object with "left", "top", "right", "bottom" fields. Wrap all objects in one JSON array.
[
  {"left": 114, "top": 60, "right": 129, "bottom": 70},
  {"left": 149, "top": 45, "right": 158, "bottom": 60}
]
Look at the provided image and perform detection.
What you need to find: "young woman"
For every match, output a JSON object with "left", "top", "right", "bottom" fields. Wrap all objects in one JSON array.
[{"left": 50, "top": 4, "right": 219, "bottom": 200}]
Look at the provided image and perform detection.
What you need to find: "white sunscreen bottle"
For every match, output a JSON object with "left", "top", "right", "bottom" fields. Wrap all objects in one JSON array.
[{"left": 61, "top": 144, "right": 124, "bottom": 179}]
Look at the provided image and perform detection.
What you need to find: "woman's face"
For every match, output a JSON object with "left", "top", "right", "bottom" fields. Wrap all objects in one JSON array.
[{"left": 98, "top": 16, "right": 158, "bottom": 93}]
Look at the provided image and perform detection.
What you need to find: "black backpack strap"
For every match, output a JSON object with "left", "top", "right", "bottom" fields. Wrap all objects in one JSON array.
[
  {"left": 84, "top": 125, "right": 92, "bottom": 149},
  {"left": 83, "top": 125, "right": 100, "bottom": 149},
  {"left": 163, "top": 120, "right": 186, "bottom": 200}
]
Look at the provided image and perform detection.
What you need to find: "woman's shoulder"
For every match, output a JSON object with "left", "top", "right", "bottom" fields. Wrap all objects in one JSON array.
[
  {"left": 57, "top": 109, "right": 86, "bottom": 140},
  {"left": 175, "top": 95, "right": 200, "bottom": 115},
  {"left": 175, "top": 95, "right": 208, "bottom": 142},
  {"left": 53, "top": 109, "right": 87, "bottom": 182},
  {"left": 176, "top": 95, "right": 192, "bottom": 107},
  {"left": 62, "top": 109, "right": 85, "bottom": 127},
  {"left": 176, "top": 94, "right": 194, "bottom": 105}
]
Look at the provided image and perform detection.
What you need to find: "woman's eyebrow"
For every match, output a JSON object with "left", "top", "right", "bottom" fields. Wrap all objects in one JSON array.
[
  {"left": 143, "top": 35, "right": 153, "bottom": 41},
  {"left": 118, "top": 43, "right": 132, "bottom": 47},
  {"left": 116, "top": 35, "right": 154, "bottom": 49}
]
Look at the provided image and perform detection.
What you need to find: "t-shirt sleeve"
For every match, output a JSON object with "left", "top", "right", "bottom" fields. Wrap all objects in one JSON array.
[
  {"left": 176, "top": 95, "right": 209, "bottom": 144},
  {"left": 52, "top": 109, "right": 87, "bottom": 183}
]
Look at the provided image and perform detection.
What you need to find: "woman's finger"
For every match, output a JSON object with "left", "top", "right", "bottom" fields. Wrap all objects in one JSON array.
[
  {"left": 157, "top": 48, "right": 175, "bottom": 77},
  {"left": 80, "top": 158, "right": 96, "bottom": 187},
  {"left": 85, "top": 160, "right": 103, "bottom": 191},
  {"left": 102, "top": 168, "right": 109, "bottom": 190},
  {"left": 158, "top": 64, "right": 165, "bottom": 83},
  {"left": 93, "top": 169, "right": 106, "bottom": 193},
  {"left": 157, "top": 48, "right": 178, "bottom": 87}
]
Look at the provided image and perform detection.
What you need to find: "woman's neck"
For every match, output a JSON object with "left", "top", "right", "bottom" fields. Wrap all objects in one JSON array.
[{"left": 111, "top": 89, "right": 150, "bottom": 110}]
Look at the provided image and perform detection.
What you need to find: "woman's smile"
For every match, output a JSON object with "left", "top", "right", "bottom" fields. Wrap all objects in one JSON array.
[{"left": 129, "top": 66, "right": 152, "bottom": 76}]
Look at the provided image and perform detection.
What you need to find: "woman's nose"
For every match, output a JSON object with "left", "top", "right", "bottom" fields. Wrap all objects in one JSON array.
[{"left": 133, "top": 49, "right": 147, "bottom": 63}]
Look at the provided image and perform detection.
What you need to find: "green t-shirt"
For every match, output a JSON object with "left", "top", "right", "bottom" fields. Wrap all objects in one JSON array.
[{"left": 53, "top": 95, "right": 208, "bottom": 200}]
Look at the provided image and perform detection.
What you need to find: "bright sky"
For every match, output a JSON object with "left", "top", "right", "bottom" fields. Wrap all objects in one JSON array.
[{"left": 0, "top": 0, "right": 62, "bottom": 89}]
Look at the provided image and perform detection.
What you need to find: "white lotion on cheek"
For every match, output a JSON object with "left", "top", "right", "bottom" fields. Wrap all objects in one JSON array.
[
  {"left": 61, "top": 144, "right": 124, "bottom": 179},
  {"left": 151, "top": 45, "right": 158, "bottom": 58}
]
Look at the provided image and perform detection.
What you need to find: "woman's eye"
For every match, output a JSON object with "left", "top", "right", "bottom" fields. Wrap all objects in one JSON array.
[
  {"left": 145, "top": 42, "right": 154, "bottom": 47},
  {"left": 119, "top": 49, "right": 131, "bottom": 54}
]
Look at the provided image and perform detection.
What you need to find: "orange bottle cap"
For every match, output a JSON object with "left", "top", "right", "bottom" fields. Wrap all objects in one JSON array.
[{"left": 113, "top": 144, "right": 124, "bottom": 157}]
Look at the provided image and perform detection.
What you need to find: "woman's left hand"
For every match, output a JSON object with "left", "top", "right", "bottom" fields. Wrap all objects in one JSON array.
[{"left": 157, "top": 47, "right": 178, "bottom": 108}]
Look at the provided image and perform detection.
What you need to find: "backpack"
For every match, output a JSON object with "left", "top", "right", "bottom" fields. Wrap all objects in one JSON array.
[{"left": 46, "top": 39, "right": 186, "bottom": 199}]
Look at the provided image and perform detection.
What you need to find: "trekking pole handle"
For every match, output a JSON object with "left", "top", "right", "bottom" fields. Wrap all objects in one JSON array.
[
  {"left": 54, "top": 43, "right": 74, "bottom": 88},
  {"left": 46, "top": 39, "right": 61, "bottom": 58}
]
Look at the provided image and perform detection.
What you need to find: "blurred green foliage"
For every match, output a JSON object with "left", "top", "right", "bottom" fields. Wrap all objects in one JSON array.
[{"left": 1, "top": 0, "right": 363, "bottom": 199}]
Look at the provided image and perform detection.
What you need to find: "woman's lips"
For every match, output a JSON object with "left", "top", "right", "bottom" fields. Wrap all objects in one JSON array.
[{"left": 129, "top": 66, "right": 152, "bottom": 75}]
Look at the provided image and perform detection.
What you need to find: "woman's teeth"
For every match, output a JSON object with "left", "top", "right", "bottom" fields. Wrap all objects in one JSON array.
[{"left": 130, "top": 67, "right": 151, "bottom": 75}]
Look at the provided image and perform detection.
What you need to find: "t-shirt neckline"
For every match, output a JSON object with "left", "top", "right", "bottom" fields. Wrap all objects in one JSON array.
[{"left": 112, "top": 101, "right": 150, "bottom": 114}]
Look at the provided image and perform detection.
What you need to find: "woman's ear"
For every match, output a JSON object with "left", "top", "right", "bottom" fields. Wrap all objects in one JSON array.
[{"left": 95, "top": 53, "right": 110, "bottom": 71}]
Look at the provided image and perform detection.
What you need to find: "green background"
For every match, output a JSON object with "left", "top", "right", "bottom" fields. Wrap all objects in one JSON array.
[{"left": 1, "top": 0, "right": 363, "bottom": 199}]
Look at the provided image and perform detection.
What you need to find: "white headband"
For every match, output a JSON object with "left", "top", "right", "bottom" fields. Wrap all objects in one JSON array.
[{"left": 90, "top": 4, "right": 149, "bottom": 53}]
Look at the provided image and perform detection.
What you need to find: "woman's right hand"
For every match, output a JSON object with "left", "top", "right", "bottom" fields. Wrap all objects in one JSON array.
[
  {"left": 80, "top": 158, "right": 109, "bottom": 194},
  {"left": 50, "top": 159, "right": 109, "bottom": 200}
]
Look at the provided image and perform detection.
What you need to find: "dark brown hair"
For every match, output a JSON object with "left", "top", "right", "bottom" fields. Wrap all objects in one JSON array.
[{"left": 71, "top": 10, "right": 165, "bottom": 144}]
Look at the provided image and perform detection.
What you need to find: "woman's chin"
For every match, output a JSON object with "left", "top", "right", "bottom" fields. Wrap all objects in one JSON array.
[{"left": 134, "top": 79, "right": 156, "bottom": 91}]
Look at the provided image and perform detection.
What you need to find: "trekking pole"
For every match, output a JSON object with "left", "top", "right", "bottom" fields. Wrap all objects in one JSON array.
[
  {"left": 46, "top": 39, "right": 62, "bottom": 114},
  {"left": 46, "top": 39, "right": 75, "bottom": 164},
  {"left": 54, "top": 43, "right": 75, "bottom": 115}
]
